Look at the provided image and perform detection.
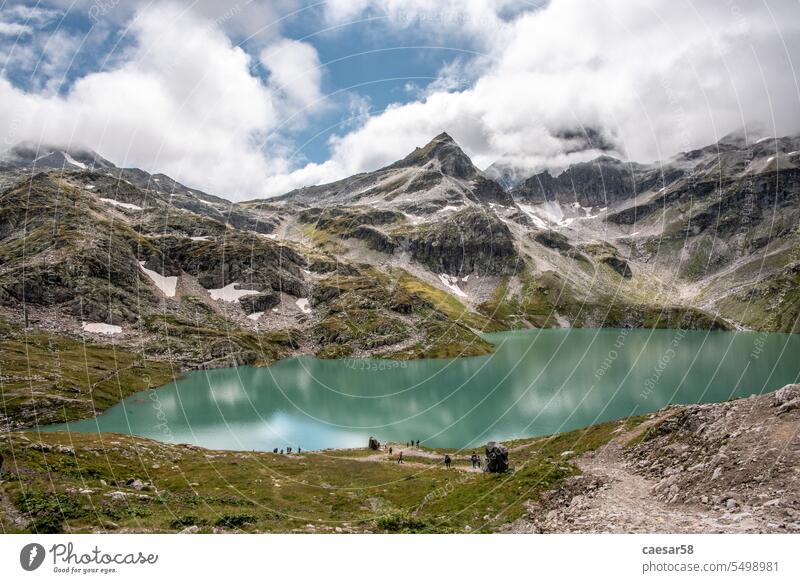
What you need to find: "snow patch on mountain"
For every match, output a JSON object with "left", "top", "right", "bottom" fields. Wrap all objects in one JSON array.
[
  {"left": 82, "top": 322, "right": 122, "bottom": 335},
  {"left": 62, "top": 151, "right": 87, "bottom": 169},
  {"left": 139, "top": 262, "right": 178, "bottom": 297},
  {"left": 208, "top": 283, "right": 260, "bottom": 302},
  {"left": 100, "top": 198, "right": 143, "bottom": 211},
  {"left": 439, "top": 274, "right": 467, "bottom": 298}
]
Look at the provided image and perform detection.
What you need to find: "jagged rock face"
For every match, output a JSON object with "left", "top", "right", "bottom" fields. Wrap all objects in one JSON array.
[
  {"left": 152, "top": 234, "right": 307, "bottom": 296},
  {"left": 610, "top": 169, "right": 800, "bottom": 234},
  {"left": 298, "top": 207, "right": 404, "bottom": 229},
  {"left": 599, "top": 255, "right": 632, "bottom": 278},
  {"left": 0, "top": 174, "right": 158, "bottom": 323},
  {"left": 513, "top": 156, "right": 642, "bottom": 206},
  {"left": 395, "top": 208, "right": 520, "bottom": 276},
  {"left": 0, "top": 169, "right": 306, "bottom": 329},
  {"left": 470, "top": 175, "right": 514, "bottom": 206},
  {"left": 346, "top": 225, "right": 397, "bottom": 253}
]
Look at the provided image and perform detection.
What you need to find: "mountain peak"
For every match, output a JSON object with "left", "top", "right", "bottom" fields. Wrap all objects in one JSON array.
[
  {"left": 392, "top": 132, "right": 478, "bottom": 180},
  {"left": 432, "top": 131, "right": 455, "bottom": 143}
]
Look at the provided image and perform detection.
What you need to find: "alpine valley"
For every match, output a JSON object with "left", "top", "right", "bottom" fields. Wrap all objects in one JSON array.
[{"left": 2, "top": 131, "right": 800, "bottom": 429}]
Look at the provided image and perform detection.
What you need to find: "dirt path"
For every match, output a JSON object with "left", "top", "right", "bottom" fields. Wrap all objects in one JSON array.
[
  {"left": 507, "top": 415, "right": 759, "bottom": 533},
  {"left": 333, "top": 443, "right": 484, "bottom": 473}
]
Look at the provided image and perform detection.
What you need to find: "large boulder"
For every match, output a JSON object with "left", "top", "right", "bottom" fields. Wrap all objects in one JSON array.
[
  {"left": 484, "top": 441, "right": 509, "bottom": 473},
  {"left": 368, "top": 436, "right": 380, "bottom": 451},
  {"left": 773, "top": 384, "right": 800, "bottom": 415},
  {"left": 240, "top": 291, "right": 280, "bottom": 315}
]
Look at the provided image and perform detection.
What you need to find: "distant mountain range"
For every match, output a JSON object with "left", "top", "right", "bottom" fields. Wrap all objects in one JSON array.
[{"left": 1, "top": 130, "right": 798, "bottom": 427}]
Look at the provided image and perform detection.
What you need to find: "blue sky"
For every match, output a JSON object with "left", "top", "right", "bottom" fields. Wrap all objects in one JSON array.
[{"left": 1, "top": 1, "right": 798, "bottom": 199}]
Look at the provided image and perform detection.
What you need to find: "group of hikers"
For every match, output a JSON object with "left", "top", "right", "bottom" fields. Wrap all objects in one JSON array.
[
  {"left": 445, "top": 452, "right": 482, "bottom": 469},
  {"left": 272, "top": 446, "right": 301, "bottom": 455},
  {"left": 385, "top": 441, "right": 484, "bottom": 470}
]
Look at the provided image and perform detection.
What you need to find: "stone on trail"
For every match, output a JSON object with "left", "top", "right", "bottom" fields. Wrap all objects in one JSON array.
[{"left": 485, "top": 441, "right": 509, "bottom": 473}]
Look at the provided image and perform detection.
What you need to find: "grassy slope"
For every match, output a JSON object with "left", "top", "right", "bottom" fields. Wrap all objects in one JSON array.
[
  {"left": 310, "top": 268, "right": 498, "bottom": 360},
  {"left": 0, "top": 415, "right": 645, "bottom": 534},
  {"left": 479, "top": 271, "right": 729, "bottom": 331},
  {"left": 0, "top": 320, "right": 175, "bottom": 430}
]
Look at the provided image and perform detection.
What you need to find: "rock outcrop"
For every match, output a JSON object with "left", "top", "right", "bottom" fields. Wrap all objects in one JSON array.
[{"left": 485, "top": 442, "right": 509, "bottom": 473}]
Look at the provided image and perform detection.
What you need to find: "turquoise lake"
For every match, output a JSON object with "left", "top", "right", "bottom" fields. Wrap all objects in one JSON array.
[{"left": 44, "top": 328, "right": 800, "bottom": 451}]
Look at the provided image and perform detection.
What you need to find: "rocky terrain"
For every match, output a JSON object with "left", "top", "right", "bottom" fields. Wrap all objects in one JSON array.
[
  {"left": 507, "top": 385, "right": 800, "bottom": 533},
  {"left": 0, "top": 131, "right": 798, "bottom": 429}
]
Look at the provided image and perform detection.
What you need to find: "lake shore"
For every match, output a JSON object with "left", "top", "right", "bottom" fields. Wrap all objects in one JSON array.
[
  {"left": 36, "top": 328, "right": 800, "bottom": 453},
  {"left": 4, "top": 385, "right": 798, "bottom": 534}
]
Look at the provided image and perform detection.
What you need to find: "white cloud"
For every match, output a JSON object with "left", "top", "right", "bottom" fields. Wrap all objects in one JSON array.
[
  {"left": 261, "top": 38, "right": 324, "bottom": 116},
  {"left": 3, "top": 4, "right": 60, "bottom": 24},
  {"left": 322, "top": 0, "right": 520, "bottom": 46},
  {"left": 0, "top": 21, "right": 32, "bottom": 36}
]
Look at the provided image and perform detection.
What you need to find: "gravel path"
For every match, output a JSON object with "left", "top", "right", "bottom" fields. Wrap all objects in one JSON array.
[{"left": 504, "top": 399, "right": 795, "bottom": 533}]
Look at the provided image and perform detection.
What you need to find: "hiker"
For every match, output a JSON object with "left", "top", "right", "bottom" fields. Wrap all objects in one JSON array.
[
  {"left": 280, "top": 449, "right": 284, "bottom": 455},
  {"left": 415, "top": 440, "right": 419, "bottom": 447},
  {"left": 471, "top": 452, "right": 479, "bottom": 469},
  {"left": 298, "top": 447, "right": 301, "bottom": 453},
  {"left": 398, "top": 451, "right": 404, "bottom": 464},
  {"left": 389, "top": 447, "right": 393, "bottom": 455},
  {"left": 444, "top": 454, "right": 452, "bottom": 469},
  {"left": 287, "top": 447, "right": 292, "bottom": 454},
  {"left": 273, "top": 448, "right": 278, "bottom": 454}
]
